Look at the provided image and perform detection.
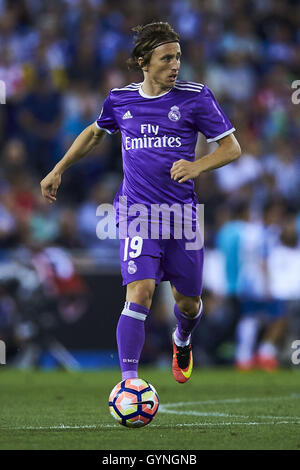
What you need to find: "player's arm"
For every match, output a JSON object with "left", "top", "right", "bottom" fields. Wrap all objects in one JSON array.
[
  {"left": 170, "top": 133, "right": 241, "bottom": 184},
  {"left": 40, "top": 123, "right": 106, "bottom": 203}
]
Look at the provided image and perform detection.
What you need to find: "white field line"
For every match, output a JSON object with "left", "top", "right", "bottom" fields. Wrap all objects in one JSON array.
[
  {"left": 1, "top": 421, "right": 300, "bottom": 431},
  {"left": 1, "top": 394, "right": 299, "bottom": 432},
  {"left": 158, "top": 407, "right": 300, "bottom": 421},
  {"left": 159, "top": 394, "right": 300, "bottom": 421},
  {"left": 159, "top": 409, "right": 253, "bottom": 418},
  {"left": 161, "top": 394, "right": 300, "bottom": 408}
]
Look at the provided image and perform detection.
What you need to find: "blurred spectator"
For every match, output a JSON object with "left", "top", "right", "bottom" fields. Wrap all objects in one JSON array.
[
  {"left": 0, "top": 191, "right": 18, "bottom": 249},
  {"left": 215, "top": 137, "right": 263, "bottom": 194},
  {"left": 17, "top": 70, "right": 63, "bottom": 175},
  {"left": 216, "top": 200, "right": 250, "bottom": 300},
  {"left": 29, "top": 192, "right": 60, "bottom": 245},
  {"left": 263, "top": 139, "right": 300, "bottom": 202},
  {"left": 264, "top": 24, "right": 295, "bottom": 65},
  {"left": 76, "top": 177, "right": 120, "bottom": 263},
  {"left": 1, "top": 138, "right": 28, "bottom": 182},
  {"left": 0, "top": 46, "right": 25, "bottom": 100},
  {"left": 267, "top": 215, "right": 300, "bottom": 364},
  {"left": 234, "top": 199, "right": 286, "bottom": 371},
  {"left": 219, "top": 17, "right": 262, "bottom": 63},
  {"left": 205, "top": 52, "right": 257, "bottom": 103},
  {"left": 61, "top": 81, "right": 113, "bottom": 196},
  {"left": 54, "top": 207, "right": 82, "bottom": 249},
  {"left": 67, "top": 18, "right": 100, "bottom": 86}
]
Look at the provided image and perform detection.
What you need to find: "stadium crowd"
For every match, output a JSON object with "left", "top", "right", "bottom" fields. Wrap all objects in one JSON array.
[{"left": 0, "top": 0, "right": 300, "bottom": 369}]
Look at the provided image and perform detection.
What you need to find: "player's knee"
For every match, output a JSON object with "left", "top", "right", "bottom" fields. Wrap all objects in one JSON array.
[
  {"left": 177, "top": 297, "right": 201, "bottom": 318},
  {"left": 127, "top": 280, "right": 155, "bottom": 309}
]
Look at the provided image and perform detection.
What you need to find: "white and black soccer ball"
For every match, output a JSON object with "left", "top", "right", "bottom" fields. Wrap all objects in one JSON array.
[{"left": 108, "top": 378, "right": 159, "bottom": 428}]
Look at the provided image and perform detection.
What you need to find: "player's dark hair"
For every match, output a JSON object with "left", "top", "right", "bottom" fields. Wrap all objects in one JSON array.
[{"left": 127, "top": 22, "right": 180, "bottom": 70}]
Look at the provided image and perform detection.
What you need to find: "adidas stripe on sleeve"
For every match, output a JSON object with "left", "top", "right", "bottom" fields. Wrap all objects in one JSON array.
[{"left": 193, "top": 85, "right": 235, "bottom": 142}]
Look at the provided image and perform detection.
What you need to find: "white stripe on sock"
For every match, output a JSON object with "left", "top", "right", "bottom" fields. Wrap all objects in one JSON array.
[
  {"left": 195, "top": 298, "right": 203, "bottom": 318},
  {"left": 173, "top": 299, "right": 203, "bottom": 347},
  {"left": 121, "top": 308, "right": 147, "bottom": 321},
  {"left": 174, "top": 331, "right": 190, "bottom": 347}
]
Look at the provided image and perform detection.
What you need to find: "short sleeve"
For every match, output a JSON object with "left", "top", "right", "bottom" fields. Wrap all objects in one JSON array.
[
  {"left": 95, "top": 91, "right": 119, "bottom": 135},
  {"left": 194, "top": 86, "right": 235, "bottom": 142}
]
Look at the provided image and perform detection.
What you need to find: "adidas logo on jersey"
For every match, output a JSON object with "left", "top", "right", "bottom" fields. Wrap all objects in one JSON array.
[{"left": 122, "top": 110, "right": 133, "bottom": 119}]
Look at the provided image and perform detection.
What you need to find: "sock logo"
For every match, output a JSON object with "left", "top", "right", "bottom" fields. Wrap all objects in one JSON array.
[
  {"left": 128, "top": 260, "right": 137, "bottom": 274},
  {"left": 123, "top": 358, "right": 138, "bottom": 363}
]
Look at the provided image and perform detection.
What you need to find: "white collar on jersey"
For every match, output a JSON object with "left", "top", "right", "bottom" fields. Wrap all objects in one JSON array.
[{"left": 139, "top": 83, "right": 173, "bottom": 99}]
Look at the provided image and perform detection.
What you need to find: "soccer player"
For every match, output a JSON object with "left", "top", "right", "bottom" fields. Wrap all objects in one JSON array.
[{"left": 40, "top": 22, "right": 241, "bottom": 383}]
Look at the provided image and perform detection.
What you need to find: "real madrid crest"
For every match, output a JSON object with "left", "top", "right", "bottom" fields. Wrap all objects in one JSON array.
[
  {"left": 168, "top": 106, "right": 181, "bottom": 122},
  {"left": 128, "top": 260, "right": 137, "bottom": 274}
]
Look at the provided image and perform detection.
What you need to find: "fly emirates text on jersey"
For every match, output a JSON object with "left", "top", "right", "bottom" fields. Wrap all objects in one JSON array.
[{"left": 125, "top": 124, "right": 182, "bottom": 150}]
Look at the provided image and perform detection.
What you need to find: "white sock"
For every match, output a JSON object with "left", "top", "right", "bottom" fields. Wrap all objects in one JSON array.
[
  {"left": 174, "top": 331, "right": 191, "bottom": 347},
  {"left": 258, "top": 342, "right": 277, "bottom": 358},
  {"left": 235, "top": 316, "right": 259, "bottom": 363}
]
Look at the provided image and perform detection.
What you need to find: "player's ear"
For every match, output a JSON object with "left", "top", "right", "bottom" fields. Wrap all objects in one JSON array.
[{"left": 138, "top": 57, "right": 148, "bottom": 72}]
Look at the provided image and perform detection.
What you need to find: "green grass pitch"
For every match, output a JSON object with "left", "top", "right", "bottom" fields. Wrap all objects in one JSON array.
[{"left": 0, "top": 367, "right": 300, "bottom": 450}]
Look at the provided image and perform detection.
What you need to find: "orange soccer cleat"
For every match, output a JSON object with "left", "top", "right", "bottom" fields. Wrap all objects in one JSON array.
[
  {"left": 235, "top": 358, "right": 256, "bottom": 372},
  {"left": 255, "top": 354, "right": 279, "bottom": 372},
  {"left": 172, "top": 335, "right": 193, "bottom": 383}
]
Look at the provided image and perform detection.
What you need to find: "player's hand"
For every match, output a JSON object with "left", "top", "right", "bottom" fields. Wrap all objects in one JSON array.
[
  {"left": 170, "top": 160, "right": 199, "bottom": 183},
  {"left": 40, "top": 170, "right": 61, "bottom": 204}
]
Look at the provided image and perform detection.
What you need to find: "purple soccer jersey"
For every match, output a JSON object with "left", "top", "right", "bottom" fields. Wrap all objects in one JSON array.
[
  {"left": 96, "top": 80, "right": 235, "bottom": 213},
  {"left": 95, "top": 80, "right": 235, "bottom": 295}
]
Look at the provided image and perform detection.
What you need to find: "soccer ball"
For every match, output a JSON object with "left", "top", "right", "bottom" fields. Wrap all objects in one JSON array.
[{"left": 108, "top": 378, "right": 159, "bottom": 428}]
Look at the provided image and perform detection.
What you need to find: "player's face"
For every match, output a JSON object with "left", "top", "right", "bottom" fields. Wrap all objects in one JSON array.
[{"left": 146, "top": 42, "right": 181, "bottom": 89}]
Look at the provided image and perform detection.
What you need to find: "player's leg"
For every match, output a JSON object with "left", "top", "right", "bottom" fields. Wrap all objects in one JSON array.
[
  {"left": 172, "top": 287, "right": 202, "bottom": 344},
  {"left": 161, "top": 234, "right": 204, "bottom": 383},
  {"left": 171, "top": 286, "right": 203, "bottom": 383},
  {"left": 118, "top": 236, "right": 163, "bottom": 380},
  {"left": 235, "top": 300, "right": 267, "bottom": 370},
  {"left": 256, "top": 300, "right": 287, "bottom": 371},
  {"left": 116, "top": 278, "right": 156, "bottom": 381},
  {"left": 126, "top": 278, "right": 156, "bottom": 310},
  {"left": 235, "top": 314, "right": 259, "bottom": 371}
]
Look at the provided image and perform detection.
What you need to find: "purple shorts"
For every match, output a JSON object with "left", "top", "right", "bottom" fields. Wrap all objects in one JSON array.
[{"left": 120, "top": 235, "right": 204, "bottom": 297}]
